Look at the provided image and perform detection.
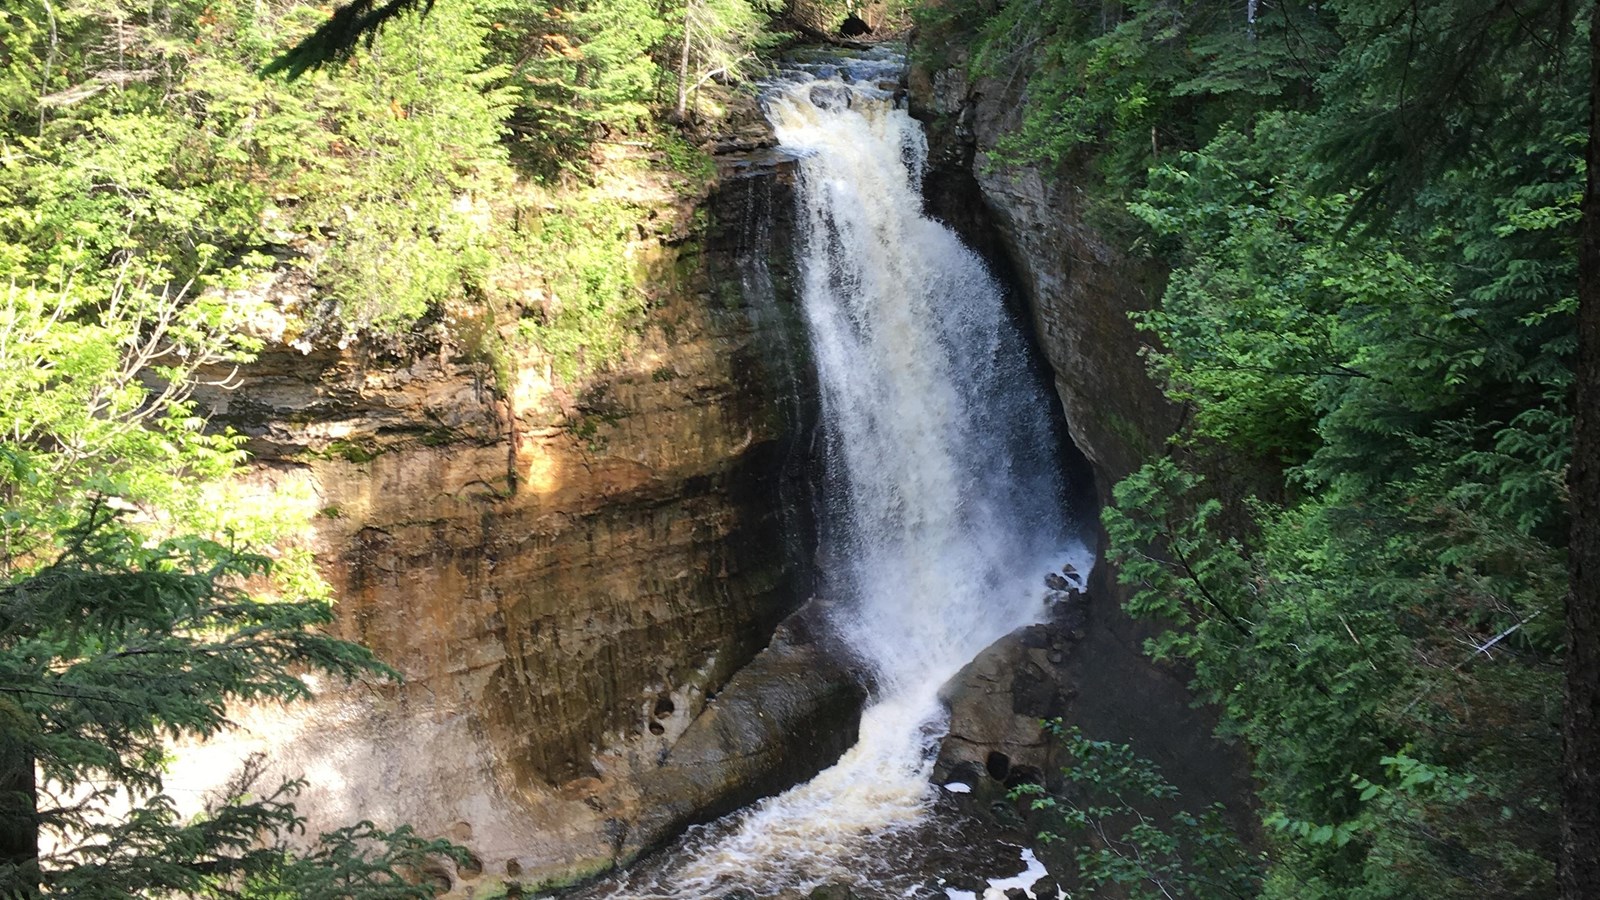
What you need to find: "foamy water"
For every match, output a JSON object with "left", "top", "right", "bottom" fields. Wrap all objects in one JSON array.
[{"left": 581, "top": 51, "right": 1089, "bottom": 898}]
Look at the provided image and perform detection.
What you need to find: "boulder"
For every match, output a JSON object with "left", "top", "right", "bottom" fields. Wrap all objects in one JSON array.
[
  {"left": 936, "top": 620, "right": 1071, "bottom": 787},
  {"left": 620, "top": 600, "right": 866, "bottom": 859}
]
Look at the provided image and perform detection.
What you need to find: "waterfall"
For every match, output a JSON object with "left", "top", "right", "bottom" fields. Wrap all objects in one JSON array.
[{"left": 591, "top": 51, "right": 1091, "bottom": 898}]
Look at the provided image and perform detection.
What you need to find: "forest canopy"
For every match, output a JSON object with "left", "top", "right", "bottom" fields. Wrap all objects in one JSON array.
[{"left": 920, "top": 0, "right": 1590, "bottom": 895}]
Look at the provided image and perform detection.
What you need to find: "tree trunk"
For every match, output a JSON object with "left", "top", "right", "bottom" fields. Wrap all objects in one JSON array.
[
  {"left": 0, "top": 699, "right": 39, "bottom": 897},
  {"left": 675, "top": 2, "right": 693, "bottom": 122},
  {"left": 1565, "top": 2, "right": 1600, "bottom": 896}
]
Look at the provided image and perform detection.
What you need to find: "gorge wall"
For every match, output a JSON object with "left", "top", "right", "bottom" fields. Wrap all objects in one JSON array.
[
  {"left": 909, "top": 52, "right": 1176, "bottom": 498},
  {"left": 180, "top": 119, "right": 864, "bottom": 894},
  {"left": 907, "top": 31, "right": 1256, "bottom": 835}
]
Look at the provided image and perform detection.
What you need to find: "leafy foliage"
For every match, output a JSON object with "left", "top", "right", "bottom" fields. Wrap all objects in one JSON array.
[
  {"left": 1011, "top": 721, "right": 1261, "bottom": 899},
  {"left": 3, "top": 0, "right": 769, "bottom": 349},
  {"left": 937, "top": 0, "right": 1584, "bottom": 896},
  {"left": 0, "top": 506, "right": 463, "bottom": 896},
  {"left": 0, "top": 0, "right": 793, "bottom": 891},
  {"left": 673, "top": 0, "right": 785, "bottom": 121},
  {"left": 509, "top": 192, "right": 651, "bottom": 382},
  {"left": 478, "top": 0, "right": 669, "bottom": 172},
  {"left": 933, "top": 0, "right": 1337, "bottom": 196},
  {"left": 262, "top": 0, "right": 437, "bottom": 79},
  {"left": 1, "top": 0, "right": 513, "bottom": 343}
]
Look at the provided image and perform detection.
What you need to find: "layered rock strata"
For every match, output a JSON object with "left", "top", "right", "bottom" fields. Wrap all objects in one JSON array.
[{"left": 179, "top": 126, "right": 863, "bottom": 893}]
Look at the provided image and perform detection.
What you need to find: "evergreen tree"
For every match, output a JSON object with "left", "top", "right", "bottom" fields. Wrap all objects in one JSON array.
[
  {"left": 1566, "top": 4, "right": 1600, "bottom": 894},
  {"left": 0, "top": 504, "right": 462, "bottom": 897},
  {"left": 673, "top": 0, "right": 783, "bottom": 122},
  {"left": 938, "top": 0, "right": 1590, "bottom": 894},
  {"left": 262, "top": 0, "right": 438, "bottom": 79},
  {"left": 0, "top": 3, "right": 502, "bottom": 891}
]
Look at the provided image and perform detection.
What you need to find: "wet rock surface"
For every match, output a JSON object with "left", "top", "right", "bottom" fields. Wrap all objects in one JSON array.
[
  {"left": 936, "top": 605, "right": 1087, "bottom": 790},
  {"left": 621, "top": 601, "right": 868, "bottom": 860}
]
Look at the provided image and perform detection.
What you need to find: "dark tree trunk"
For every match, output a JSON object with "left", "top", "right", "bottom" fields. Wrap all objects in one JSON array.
[
  {"left": 1566, "top": 2, "right": 1600, "bottom": 896},
  {"left": 0, "top": 718, "right": 38, "bottom": 897}
]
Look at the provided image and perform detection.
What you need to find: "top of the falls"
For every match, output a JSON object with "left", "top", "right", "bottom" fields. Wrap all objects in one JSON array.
[{"left": 762, "top": 45, "right": 909, "bottom": 107}]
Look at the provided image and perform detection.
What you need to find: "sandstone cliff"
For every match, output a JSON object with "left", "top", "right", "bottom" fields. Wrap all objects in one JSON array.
[{"left": 177, "top": 123, "right": 865, "bottom": 894}]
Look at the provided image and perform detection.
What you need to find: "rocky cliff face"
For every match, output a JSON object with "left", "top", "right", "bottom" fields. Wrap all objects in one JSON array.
[
  {"left": 909, "top": 54, "right": 1178, "bottom": 498},
  {"left": 178, "top": 123, "right": 865, "bottom": 894},
  {"left": 908, "top": 32, "right": 1257, "bottom": 855}
]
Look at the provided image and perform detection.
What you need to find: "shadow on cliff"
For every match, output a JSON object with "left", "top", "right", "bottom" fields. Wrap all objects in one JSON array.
[{"left": 910, "top": 43, "right": 1260, "bottom": 887}]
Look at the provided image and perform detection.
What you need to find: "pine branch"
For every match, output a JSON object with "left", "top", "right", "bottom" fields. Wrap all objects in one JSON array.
[{"left": 262, "top": 0, "right": 438, "bottom": 80}]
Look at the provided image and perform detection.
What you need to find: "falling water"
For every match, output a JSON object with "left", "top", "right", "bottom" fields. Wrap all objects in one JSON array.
[{"left": 587, "top": 51, "right": 1091, "bottom": 898}]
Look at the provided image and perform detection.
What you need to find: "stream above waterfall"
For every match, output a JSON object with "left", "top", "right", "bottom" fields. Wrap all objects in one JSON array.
[{"left": 563, "top": 48, "right": 1094, "bottom": 900}]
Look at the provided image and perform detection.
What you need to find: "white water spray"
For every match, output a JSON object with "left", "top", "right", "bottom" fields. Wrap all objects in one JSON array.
[{"left": 594, "top": 52, "right": 1090, "bottom": 898}]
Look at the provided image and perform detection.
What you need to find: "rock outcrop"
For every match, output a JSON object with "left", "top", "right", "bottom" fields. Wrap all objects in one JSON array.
[
  {"left": 622, "top": 600, "right": 866, "bottom": 860},
  {"left": 176, "top": 119, "right": 865, "bottom": 893},
  {"left": 909, "top": 51, "right": 1178, "bottom": 500},
  {"left": 787, "top": 0, "right": 893, "bottom": 39},
  {"left": 933, "top": 583, "right": 1241, "bottom": 816}
]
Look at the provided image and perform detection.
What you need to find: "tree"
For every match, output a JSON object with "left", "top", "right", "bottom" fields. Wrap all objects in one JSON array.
[
  {"left": 1565, "top": 3, "right": 1600, "bottom": 894},
  {"left": 0, "top": 504, "right": 462, "bottom": 897},
  {"left": 261, "top": 0, "right": 438, "bottom": 79},
  {"left": 268, "top": 0, "right": 784, "bottom": 167},
  {"left": 673, "top": 0, "right": 782, "bottom": 122},
  {"left": 1281, "top": 3, "right": 1597, "bottom": 894},
  {"left": 941, "top": 0, "right": 1585, "bottom": 895},
  {"left": 0, "top": 4, "right": 499, "bottom": 890},
  {"left": 1011, "top": 721, "right": 1262, "bottom": 900}
]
